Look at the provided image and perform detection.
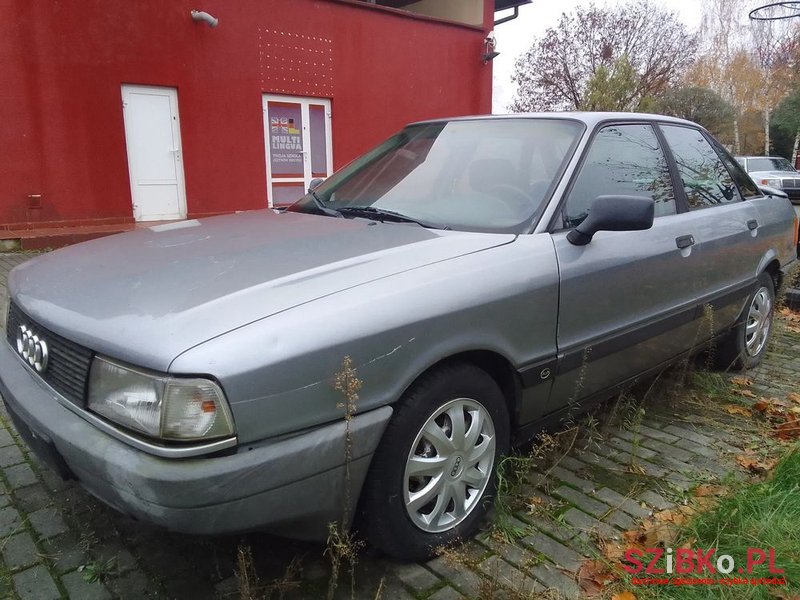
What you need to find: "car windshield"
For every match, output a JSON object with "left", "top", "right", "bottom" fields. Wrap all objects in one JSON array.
[
  {"left": 287, "top": 119, "right": 584, "bottom": 233},
  {"left": 747, "top": 157, "right": 796, "bottom": 173}
]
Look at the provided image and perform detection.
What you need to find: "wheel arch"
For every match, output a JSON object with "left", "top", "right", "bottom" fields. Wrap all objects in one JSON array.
[
  {"left": 762, "top": 257, "right": 782, "bottom": 293},
  {"left": 757, "top": 252, "right": 782, "bottom": 292},
  {"left": 397, "top": 349, "right": 522, "bottom": 429}
]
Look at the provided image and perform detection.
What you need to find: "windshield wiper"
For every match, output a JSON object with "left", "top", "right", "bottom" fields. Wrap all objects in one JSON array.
[
  {"left": 337, "top": 206, "right": 449, "bottom": 230},
  {"left": 308, "top": 190, "right": 343, "bottom": 218}
]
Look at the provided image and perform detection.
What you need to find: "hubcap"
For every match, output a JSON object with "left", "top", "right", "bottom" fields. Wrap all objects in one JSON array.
[
  {"left": 403, "top": 398, "right": 496, "bottom": 533},
  {"left": 745, "top": 286, "right": 772, "bottom": 357}
]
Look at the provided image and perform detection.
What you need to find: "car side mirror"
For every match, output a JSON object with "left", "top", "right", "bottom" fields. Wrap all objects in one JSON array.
[
  {"left": 308, "top": 178, "right": 324, "bottom": 192},
  {"left": 567, "top": 195, "right": 655, "bottom": 246}
]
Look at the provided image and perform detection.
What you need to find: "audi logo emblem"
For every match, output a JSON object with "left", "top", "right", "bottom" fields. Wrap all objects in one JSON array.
[{"left": 16, "top": 325, "right": 49, "bottom": 373}]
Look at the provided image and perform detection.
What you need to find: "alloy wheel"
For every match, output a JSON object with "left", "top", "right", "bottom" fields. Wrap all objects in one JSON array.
[
  {"left": 745, "top": 286, "right": 772, "bottom": 357},
  {"left": 403, "top": 398, "right": 496, "bottom": 533}
]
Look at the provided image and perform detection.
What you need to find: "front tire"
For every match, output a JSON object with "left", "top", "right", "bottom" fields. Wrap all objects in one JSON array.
[
  {"left": 360, "top": 363, "right": 510, "bottom": 560},
  {"left": 716, "top": 272, "right": 775, "bottom": 370}
]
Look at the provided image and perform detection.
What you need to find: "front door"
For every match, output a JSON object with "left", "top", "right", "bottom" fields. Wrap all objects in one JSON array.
[
  {"left": 263, "top": 95, "right": 332, "bottom": 207},
  {"left": 547, "top": 122, "right": 703, "bottom": 415},
  {"left": 121, "top": 85, "right": 187, "bottom": 221}
]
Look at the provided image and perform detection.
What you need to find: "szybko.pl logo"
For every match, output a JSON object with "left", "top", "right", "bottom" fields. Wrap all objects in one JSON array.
[{"left": 623, "top": 547, "right": 786, "bottom": 587}]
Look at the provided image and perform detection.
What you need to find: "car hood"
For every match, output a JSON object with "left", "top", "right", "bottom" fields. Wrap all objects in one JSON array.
[{"left": 10, "top": 210, "right": 514, "bottom": 371}]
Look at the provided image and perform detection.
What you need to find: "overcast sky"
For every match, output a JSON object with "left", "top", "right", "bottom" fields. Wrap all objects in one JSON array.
[{"left": 491, "top": 0, "right": 705, "bottom": 112}]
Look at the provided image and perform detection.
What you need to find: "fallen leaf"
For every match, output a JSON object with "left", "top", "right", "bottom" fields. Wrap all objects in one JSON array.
[
  {"left": 623, "top": 529, "right": 642, "bottom": 545},
  {"left": 736, "top": 454, "right": 778, "bottom": 474},
  {"left": 778, "top": 307, "right": 800, "bottom": 320},
  {"left": 754, "top": 398, "right": 788, "bottom": 416},
  {"left": 776, "top": 415, "right": 800, "bottom": 441},
  {"left": 733, "top": 388, "right": 757, "bottom": 398},
  {"left": 527, "top": 495, "right": 544, "bottom": 507},
  {"left": 601, "top": 539, "right": 628, "bottom": 561},
  {"left": 788, "top": 392, "right": 800, "bottom": 405},
  {"left": 693, "top": 484, "right": 729, "bottom": 497},
  {"left": 692, "top": 497, "right": 718, "bottom": 511},
  {"left": 578, "top": 559, "right": 618, "bottom": 596},
  {"left": 653, "top": 509, "right": 687, "bottom": 524},
  {"left": 731, "top": 376, "right": 753, "bottom": 387},
  {"left": 754, "top": 399, "right": 771, "bottom": 412},
  {"left": 612, "top": 591, "right": 638, "bottom": 600},
  {"left": 639, "top": 516, "right": 680, "bottom": 546},
  {"left": 724, "top": 404, "right": 752, "bottom": 416}
]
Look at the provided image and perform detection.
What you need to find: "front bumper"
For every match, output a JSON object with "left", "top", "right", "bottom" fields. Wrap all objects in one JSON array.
[{"left": 0, "top": 339, "right": 392, "bottom": 540}]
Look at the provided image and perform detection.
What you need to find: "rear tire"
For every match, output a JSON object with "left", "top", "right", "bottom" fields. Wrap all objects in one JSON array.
[
  {"left": 716, "top": 272, "right": 775, "bottom": 370},
  {"left": 360, "top": 363, "right": 509, "bottom": 560}
]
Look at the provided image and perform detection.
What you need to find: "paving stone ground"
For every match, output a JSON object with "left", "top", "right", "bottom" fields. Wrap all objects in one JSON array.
[{"left": 0, "top": 251, "right": 798, "bottom": 599}]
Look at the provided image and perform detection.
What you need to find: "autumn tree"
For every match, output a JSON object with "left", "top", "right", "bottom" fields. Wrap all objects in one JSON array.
[
  {"left": 749, "top": 15, "right": 799, "bottom": 153},
  {"left": 509, "top": 1, "right": 697, "bottom": 112},
  {"left": 654, "top": 86, "right": 735, "bottom": 140},
  {"left": 687, "top": 0, "right": 800, "bottom": 154},
  {"left": 685, "top": 50, "right": 763, "bottom": 151},
  {"left": 772, "top": 88, "right": 800, "bottom": 163},
  {"left": 579, "top": 57, "right": 640, "bottom": 111}
]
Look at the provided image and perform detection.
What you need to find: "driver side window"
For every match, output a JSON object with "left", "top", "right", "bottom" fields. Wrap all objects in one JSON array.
[{"left": 562, "top": 124, "right": 676, "bottom": 228}]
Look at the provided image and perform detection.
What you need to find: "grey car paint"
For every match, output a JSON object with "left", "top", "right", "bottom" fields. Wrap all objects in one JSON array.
[
  {"left": 10, "top": 211, "right": 513, "bottom": 372},
  {"left": 1, "top": 112, "right": 797, "bottom": 541}
]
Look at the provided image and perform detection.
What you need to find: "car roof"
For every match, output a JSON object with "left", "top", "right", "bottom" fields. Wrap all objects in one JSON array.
[{"left": 409, "top": 112, "right": 700, "bottom": 129}]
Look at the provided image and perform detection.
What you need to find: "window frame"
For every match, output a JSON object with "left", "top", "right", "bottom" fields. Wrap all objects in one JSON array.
[
  {"left": 656, "top": 123, "right": 747, "bottom": 211},
  {"left": 704, "top": 136, "right": 764, "bottom": 201}
]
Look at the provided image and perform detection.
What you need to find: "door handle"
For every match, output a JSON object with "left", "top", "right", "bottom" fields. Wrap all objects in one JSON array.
[
  {"left": 747, "top": 219, "right": 758, "bottom": 230},
  {"left": 675, "top": 235, "right": 695, "bottom": 249}
]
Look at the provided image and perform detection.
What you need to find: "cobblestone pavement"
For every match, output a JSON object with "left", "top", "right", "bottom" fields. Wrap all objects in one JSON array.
[{"left": 0, "top": 251, "right": 798, "bottom": 599}]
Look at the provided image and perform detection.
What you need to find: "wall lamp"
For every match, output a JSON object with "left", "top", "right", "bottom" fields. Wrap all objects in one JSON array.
[
  {"left": 482, "top": 31, "right": 499, "bottom": 63},
  {"left": 191, "top": 10, "right": 219, "bottom": 28}
]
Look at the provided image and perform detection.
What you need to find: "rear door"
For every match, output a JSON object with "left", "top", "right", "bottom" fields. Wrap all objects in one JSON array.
[
  {"left": 657, "top": 124, "right": 761, "bottom": 332},
  {"left": 547, "top": 122, "right": 706, "bottom": 414}
]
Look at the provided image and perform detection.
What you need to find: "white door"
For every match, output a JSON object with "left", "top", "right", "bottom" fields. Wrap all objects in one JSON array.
[
  {"left": 263, "top": 95, "right": 333, "bottom": 207},
  {"left": 121, "top": 85, "right": 187, "bottom": 221}
]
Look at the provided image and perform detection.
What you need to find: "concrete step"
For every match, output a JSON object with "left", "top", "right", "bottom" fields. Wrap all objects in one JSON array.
[{"left": 0, "top": 221, "right": 176, "bottom": 250}]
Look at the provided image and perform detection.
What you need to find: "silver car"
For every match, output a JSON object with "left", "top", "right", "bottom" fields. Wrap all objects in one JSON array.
[{"left": 1, "top": 113, "right": 797, "bottom": 560}]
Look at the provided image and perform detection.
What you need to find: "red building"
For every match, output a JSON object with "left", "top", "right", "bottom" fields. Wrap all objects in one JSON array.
[{"left": 1, "top": 0, "right": 526, "bottom": 244}]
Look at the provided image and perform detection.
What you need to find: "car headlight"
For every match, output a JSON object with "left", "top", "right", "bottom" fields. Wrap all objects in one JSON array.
[
  {"left": 759, "top": 178, "right": 782, "bottom": 188},
  {"left": 88, "top": 356, "right": 235, "bottom": 442}
]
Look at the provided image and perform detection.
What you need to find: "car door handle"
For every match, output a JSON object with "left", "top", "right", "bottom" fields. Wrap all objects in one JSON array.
[
  {"left": 675, "top": 235, "right": 695, "bottom": 249},
  {"left": 747, "top": 219, "right": 758, "bottom": 230}
]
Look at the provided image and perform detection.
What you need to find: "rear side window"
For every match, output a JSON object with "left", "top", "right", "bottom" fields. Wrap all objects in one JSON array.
[
  {"left": 562, "top": 124, "right": 676, "bottom": 228},
  {"left": 661, "top": 125, "right": 742, "bottom": 209}
]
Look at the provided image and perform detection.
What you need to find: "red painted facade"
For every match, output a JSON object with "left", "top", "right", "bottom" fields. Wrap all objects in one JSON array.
[{"left": 1, "top": 0, "right": 493, "bottom": 229}]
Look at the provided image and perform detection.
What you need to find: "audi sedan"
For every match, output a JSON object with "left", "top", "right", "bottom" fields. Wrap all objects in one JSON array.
[{"left": 1, "top": 113, "right": 797, "bottom": 560}]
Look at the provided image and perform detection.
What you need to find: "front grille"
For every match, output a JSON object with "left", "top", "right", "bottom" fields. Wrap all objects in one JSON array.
[
  {"left": 781, "top": 178, "right": 800, "bottom": 189},
  {"left": 6, "top": 303, "right": 93, "bottom": 406}
]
